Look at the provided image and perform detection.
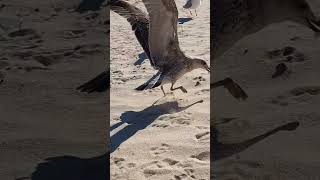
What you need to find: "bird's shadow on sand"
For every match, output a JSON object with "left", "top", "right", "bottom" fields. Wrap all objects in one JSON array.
[
  {"left": 133, "top": 52, "right": 147, "bottom": 66},
  {"left": 178, "top": 17, "right": 193, "bottom": 24},
  {"left": 110, "top": 99, "right": 203, "bottom": 153},
  {"left": 212, "top": 121, "right": 300, "bottom": 161},
  {"left": 25, "top": 153, "right": 109, "bottom": 180}
]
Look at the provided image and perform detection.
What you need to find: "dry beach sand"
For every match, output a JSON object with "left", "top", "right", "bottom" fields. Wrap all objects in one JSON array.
[
  {"left": 1, "top": 0, "right": 320, "bottom": 179},
  {"left": 110, "top": 0, "right": 210, "bottom": 179},
  {"left": 212, "top": 0, "right": 320, "bottom": 179},
  {"left": 0, "top": 0, "right": 108, "bottom": 179}
]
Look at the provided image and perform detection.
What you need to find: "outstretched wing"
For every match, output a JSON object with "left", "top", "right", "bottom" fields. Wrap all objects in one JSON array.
[
  {"left": 110, "top": 0, "right": 152, "bottom": 63},
  {"left": 142, "top": 0, "right": 182, "bottom": 68}
]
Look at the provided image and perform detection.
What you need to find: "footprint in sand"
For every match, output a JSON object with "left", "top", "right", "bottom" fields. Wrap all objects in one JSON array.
[
  {"left": 150, "top": 143, "right": 170, "bottom": 156},
  {"left": 59, "top": 29, "right": 86, "bottom": 39},
  {"left": 112, "top": 157, "right": 125, "bottom": 165},
  {"left": 111, "top": 157, "right": 126, "bottom": 170},
  {"left": 175, "top": 165, "right": 198, "bottom": 179},
  {"left": 266, "top": 46, "right": 308, "bottom": 63},
  {"left": 143, "top": 168, "right": 172, "bottom": 178},
  {"left": 127, "top": 162, "right": 136, "bottom": 168},
  {"left": 270, "top": 86, "right": 320, "bottom": 106},
  {"left": 213, "top": 159, "right": 264, "bottom": 179},
  {"left": 290, "top": 86, "right": 320, "bottom": 96},
  {"left": 173, "top": 173, "right": 188, "bottom": 180},
  {"left": 266, "top": 46, "right": 296, "bottom": 58},
  {"left": 141, "top": 159, "right": 197, "bottom": 180},
  {"left": 195, "top": 131, "right": 209, "bottom": 141},
  {"left": 152, "top": 123, "right": 169, "bottom": 128},
  {"left": 74, "top": 43, "right": 103, "bottom": 55},
  {"left": 163, "top": 158, "right": 179, "bottom": 166},
  {"left": 33, "top": 54, "right": 62, "bottom": 66},
  {"left": 172, "top": 117, "right": 191, "bottom": 126},
  {"left": 169, "top": 114, "right": 193, "bottom": 126},
  {"left": 8, "top": 28, "right": 40, "bottom": 38},
  {"left": 140, "top": 161, "right": 171, "bottom": 178},
  {"left": 190, "top": 151, "right": 210, "bottom": 162}
]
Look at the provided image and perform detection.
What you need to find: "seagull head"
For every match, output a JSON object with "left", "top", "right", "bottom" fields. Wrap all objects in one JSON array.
[{"left": 192, "top": 58, "right": 210, "bottom": 73}]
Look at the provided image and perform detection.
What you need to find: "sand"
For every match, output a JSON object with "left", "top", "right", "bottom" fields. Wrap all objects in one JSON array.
[
  {"left": 1, "top": 0, "right": 320, "bottom": 179},
  {"left": 212, "top": 1, "right": 320, "bottom": 179},
  {"left": 0, "top": 0, "right": 107, "bottom": 179},
  {"left": 110, "top": 0, "right": 210, "bottom": 179}
]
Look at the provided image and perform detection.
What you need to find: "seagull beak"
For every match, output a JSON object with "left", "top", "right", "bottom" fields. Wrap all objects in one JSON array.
[{"left": 206, "top": 67, "right": 210, "bottom": 73}]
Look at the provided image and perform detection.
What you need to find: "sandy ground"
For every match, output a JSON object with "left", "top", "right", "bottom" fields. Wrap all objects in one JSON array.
[
  {"left": 212, "top": 1, "right": 320, "bottom": 179},
  {"left": 1, "top": 0, "right": 320, "bottom": 179},
  {"left": 110, "top": 0, "right": 210, "bottom": 179},
  {"left": 0, "top": 0, "right": 108, "bottom": 179}
]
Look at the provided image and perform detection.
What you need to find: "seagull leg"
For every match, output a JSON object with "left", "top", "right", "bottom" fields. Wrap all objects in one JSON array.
[
  {"left": 170, "top": 83, "right": 188, "bottom": 93},
  {"left": 189, "top": 10, "right": 192, "bottom": 16},
  {"left": 161, "top": 85, "right": 166, "bottom": 96},
  {"left": 195, "top": 9, "right": 197, "bottom": 16},
  {"left": 211, "top": 78, "right": 248, "bottom": 100},
  {"left": 179, "top": 24, "right": 184, "bottom": 35},
  {"left": 151, "top": 86, "right": 167, "bottom": 106}
]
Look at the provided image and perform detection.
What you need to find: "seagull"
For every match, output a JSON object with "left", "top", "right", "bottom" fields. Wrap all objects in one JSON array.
[
  {"left": 78, "top": 0, "right": 245, "bottom": 100},
  {"left": 183, "top": 0, "right": 201, "bottom": 16},
  {"left": 135, "top": 0, "right": 210, "bottom": 96},
  {"left": 78, "top": 0, "right": 320, "bottom": 99}
]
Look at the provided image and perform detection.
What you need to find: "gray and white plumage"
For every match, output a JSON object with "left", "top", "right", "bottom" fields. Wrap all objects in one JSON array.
[
  {"left": 77, "top": 0, "right": 320, "bottom": 100},
  {"left": 137, "top": 0, "right": 210, "bottom": 93}
]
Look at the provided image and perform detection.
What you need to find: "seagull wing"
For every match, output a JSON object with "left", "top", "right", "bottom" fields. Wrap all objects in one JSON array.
[
  {"left": 110, "top": 0, "right": 152, "bottom": 63},
  {"left": 142, "top": 0, "right": 183, "bottom": 69}
]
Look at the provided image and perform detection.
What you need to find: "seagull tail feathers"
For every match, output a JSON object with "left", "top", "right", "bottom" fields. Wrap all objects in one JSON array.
[{"left": 135, "top": 71, "right": 162, "bottom": 91}]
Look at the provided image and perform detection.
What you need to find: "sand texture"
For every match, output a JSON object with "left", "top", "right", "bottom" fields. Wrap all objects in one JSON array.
[
  {"left": 0, "top": 0, "right": 108, "bottom": 179},
  {"left": 212, "top": 1, "right": 320, "bottom": 179},
  {"left": 110, "top": 0, "right": 210, "bottom": 179}
]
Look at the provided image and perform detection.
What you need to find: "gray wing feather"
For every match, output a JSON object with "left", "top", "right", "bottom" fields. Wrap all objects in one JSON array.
[{"left": 141, "top": 0, "right": 181, "bottom": 69}]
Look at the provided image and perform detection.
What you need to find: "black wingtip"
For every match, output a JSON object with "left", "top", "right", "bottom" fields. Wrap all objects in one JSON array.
[
  {"left": 76, "top": 71, "right": 109, "bottom": 93},
  {"left": 135, "top": 83, "right": 147, "bottom": 91}
]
